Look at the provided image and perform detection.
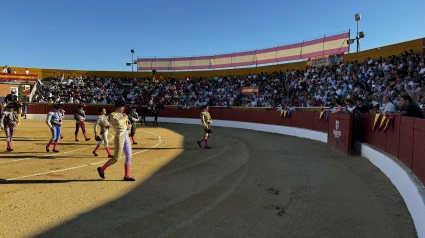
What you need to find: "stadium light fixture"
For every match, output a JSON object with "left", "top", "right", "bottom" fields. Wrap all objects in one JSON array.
[
  {"left": 347, "top": 39, "right": 355, "bottom": 45},
  {"left": 353, "top": 13, "right": 364, "bottom": 53},
  {"left": 129, "top": 49, "right": 135, "bottom": 72},
  {"left": 354, "top": 13, "right": 361, "bottom": 21},
  {"left": 126, "top": 63, "right": 131, "bottom": 66}
]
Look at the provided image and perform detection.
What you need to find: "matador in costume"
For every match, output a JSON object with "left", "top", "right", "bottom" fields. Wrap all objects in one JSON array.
[
  {"left": 0, "top": 104, "right": 19, "bottom": 152},
  {"left": 45, "top": 104, "right": 63, "bottom": 153},
  {"left": 197, "top": 105, "right": 212, "bottom": 149},
  {"left": 97, "top": 100, "right": 135, "bottom": 181},
  {"left": 93, "top": 107, "right": 113, "bottom": 157},
  {"left": 74, "top": 104, "right": 91, "bottom": 141}
]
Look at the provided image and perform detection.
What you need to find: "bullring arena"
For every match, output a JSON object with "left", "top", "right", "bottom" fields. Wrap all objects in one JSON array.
[
  {"left": 0, "top": 104, "right": 422, "bottom": 238},
  {"left": 1, "top": 33, "right": 425, "bottom": 238}
]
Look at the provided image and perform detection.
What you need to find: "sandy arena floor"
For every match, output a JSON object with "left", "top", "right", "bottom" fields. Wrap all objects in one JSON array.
[{"left": 0, "top": 119, "right": 417, "bottom": 238}]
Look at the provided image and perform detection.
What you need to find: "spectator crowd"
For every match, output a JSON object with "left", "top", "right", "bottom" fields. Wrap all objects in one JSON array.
[{"left": 28, "top": 49, "right": 425, "bottom": 117}]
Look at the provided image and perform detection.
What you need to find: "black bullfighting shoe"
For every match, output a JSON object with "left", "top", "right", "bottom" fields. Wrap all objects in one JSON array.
[
  {"left": 123, "top": 177, "right": 136, "bottom": 182},
  {"left": 97, "top": 167, "right": 105, "bottom": 179}
]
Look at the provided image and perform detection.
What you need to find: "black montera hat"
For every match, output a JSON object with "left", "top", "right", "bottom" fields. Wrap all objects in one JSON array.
[
  {"left": 131, "top": 105, "right": 137, "bottom": 109},
  {"left": 53, "top": 104, "right": 62, "bottom": 109},
  {"left": 115, "top": 100, "right": 126, "bottom": 107},
  {"left": 78, "top": 104, "right": 85, "bottom": 108},
  {"left": 5, "top": 104, "right": 15, "bottom": 108}
]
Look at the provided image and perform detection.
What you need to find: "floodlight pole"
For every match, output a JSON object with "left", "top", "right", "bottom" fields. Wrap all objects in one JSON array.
[
  {"left": 130, "top": 49, "right": 135, "bottom": 72},
  {"left": 356, "top": 20, "right": 360, "bottom": 53}
]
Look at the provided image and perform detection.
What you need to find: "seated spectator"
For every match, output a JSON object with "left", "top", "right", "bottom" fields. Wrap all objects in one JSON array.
[
  {"left": 394, "top": 94, "right": 424, "bottom": 118},
  {"left": 377, "top": 96, "right": 396, "bottom": 115},
  {"left": 353, "top": 97, "right": 370, "bottom": 114},
  {"left": 419, "top": 97, "right": 425, "bottom": 109},
  {"left": 28, "top": 49, "right": 425, "bottom": 111},
  {"left": 334, "top": 100, "right": 343, "bottom": 113}
]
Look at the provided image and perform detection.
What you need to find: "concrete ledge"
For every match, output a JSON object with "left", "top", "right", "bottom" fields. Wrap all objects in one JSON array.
[
  {"left": 355, "top": 141, "right": 425, "bottom": 238},
  {"left": 157, "top": 117, "right": 328, "bottom": 143}
]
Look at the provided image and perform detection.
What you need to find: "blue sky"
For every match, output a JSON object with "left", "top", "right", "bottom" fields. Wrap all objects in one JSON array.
[{"left": 0, "top": 0, "right": 424, "bottom": 71}]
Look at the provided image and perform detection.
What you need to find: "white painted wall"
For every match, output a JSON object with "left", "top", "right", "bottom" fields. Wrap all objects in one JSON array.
[
  {"left": 355, "top": 142, "right": 425, "bottom": 238},
  {"left": 156, "top": 117, "right": 328, "bottom": 143}
]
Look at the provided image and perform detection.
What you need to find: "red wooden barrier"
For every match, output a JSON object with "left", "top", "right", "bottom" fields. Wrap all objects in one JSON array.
[
  {"left": 385, "top": 116, "right": 400, "bottom": 159},
  {"left": 26, "top": 104, "right": 425, "bottom": 185},
  {"left": 291, "top": 112, "right": 303, "bottom": 128},
  {"left": 399, "top": 117, "right": 415, "bottom": 169},
  {"left": 413, "top": 119, "right": 425, "bottom": 184},
  {"left": 269, "top": 111, "right": 281, "bottom": 125},
  {"left": 327, "top": 113, "right": 353, "bottom": 155},
  {"left": 354, "top": 114, "right": 425, "bottom": 185},
  {"left": 302, "top": 112, "right": 314, "bottom": 130}
]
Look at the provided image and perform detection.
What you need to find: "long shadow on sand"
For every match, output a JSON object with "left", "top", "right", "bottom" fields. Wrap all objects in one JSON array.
[
  {"left": 0, "top": 155, "right": 95, "bottom": 159},
  {"left": 0, "top": 179, "right": 125, "bottom": 184},
  {"left": 32, "top": 124, "right": 416, "bottom": 238},
  {"left": 1, "top": 151, "right": 51, "bottom": 154},
  {"left": 132, "top": 147, "right": 183, "bottom": 150}
]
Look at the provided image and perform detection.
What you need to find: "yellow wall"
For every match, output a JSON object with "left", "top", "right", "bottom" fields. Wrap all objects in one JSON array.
[
  {"left": 3, "top": 38, "right": 424, "bottom": 80},
  {"left": 344, "top": 38, "right": 424, "bottom": 63},
  {"left": 6, "top": 61, "right": 307, "bottom": 80}
]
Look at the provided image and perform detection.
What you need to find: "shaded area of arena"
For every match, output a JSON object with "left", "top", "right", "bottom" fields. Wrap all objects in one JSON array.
[{"left": 32, "top": 123, "right": 415, "bottom": 238}]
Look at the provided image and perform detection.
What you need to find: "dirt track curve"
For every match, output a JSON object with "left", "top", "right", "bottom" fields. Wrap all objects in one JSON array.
[{"left": 0, "top": 120, "right": 417, "bottom": 238}]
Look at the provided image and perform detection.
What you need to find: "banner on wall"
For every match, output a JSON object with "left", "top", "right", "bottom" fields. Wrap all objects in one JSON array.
[
  {"left": 242, "top": 86, "right": 259, "bottom": 95},
  {"left": 138, "top": 32, "right": 350, "bottom": 71},
  {"left": 307, "top": 53, "right": 344, "bottom": 67}
]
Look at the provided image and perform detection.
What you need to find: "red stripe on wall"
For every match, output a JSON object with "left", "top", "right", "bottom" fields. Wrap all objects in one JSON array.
[
  {"left": 0, "top": 73, "right": 38, "bottom": 77},
  {"left": 137, "top": 45, "right": 349, "bottom": 70},
  {"left": 302, "top": 47, "right": 349, "bottom": 59},
  {"left": 137, "top": 32, "right": 349, "bottom": 63}
]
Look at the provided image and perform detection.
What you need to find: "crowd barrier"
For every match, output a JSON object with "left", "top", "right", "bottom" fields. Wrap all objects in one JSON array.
[
  {"left": 355, "top": 114, "right": 425, "bottom": 185},
  {"left": 24, "top": 103, "right": 423, "bottom": 182},
  {"left": 25, "top": 104, "right": 425, "bottom": 237}
]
